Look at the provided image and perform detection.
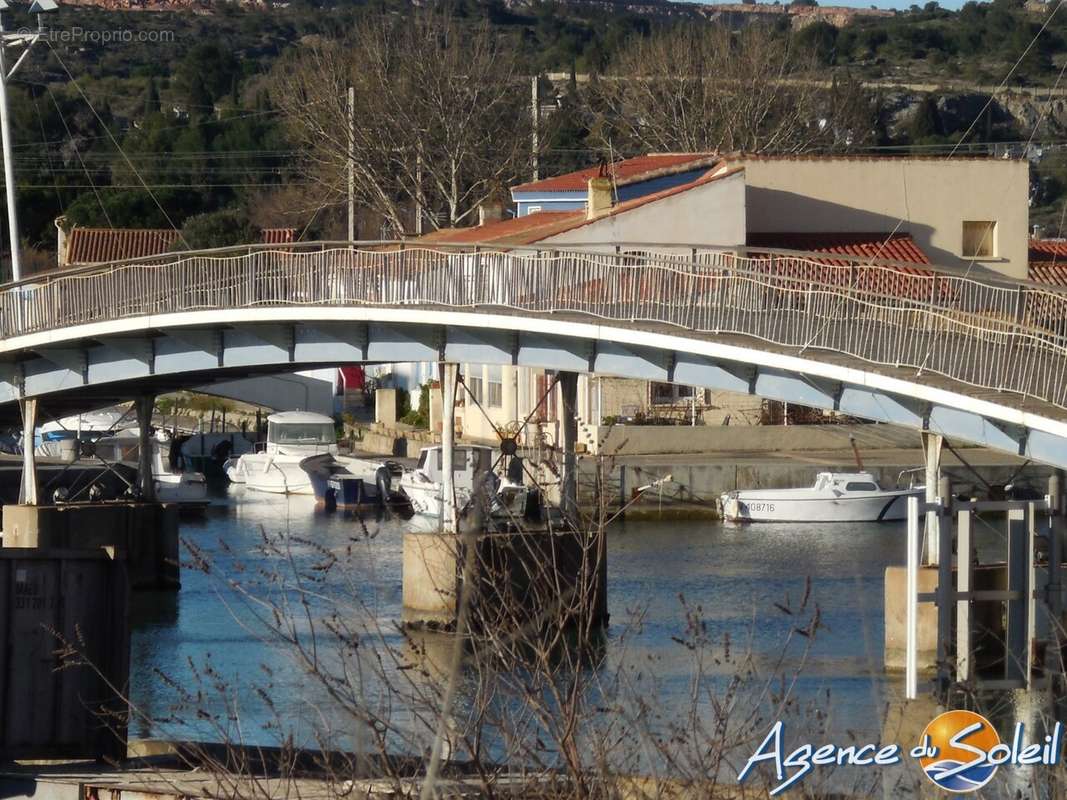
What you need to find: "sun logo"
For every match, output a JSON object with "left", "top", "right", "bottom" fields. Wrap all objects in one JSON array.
[{"left": 918, "top": 710, "right": 1000, "bottom": 793}]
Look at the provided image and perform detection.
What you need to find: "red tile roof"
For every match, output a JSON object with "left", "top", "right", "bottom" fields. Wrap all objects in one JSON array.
[
  {"left": 421, "top": 166, "right": 745, "bottom": 246},
  {"left": 747, "top": 232, "right": 930, "bottom": 265},
  {"left": 262, "top": 228, "right": 296, "bottom": 245},
  {"left": 1029, "top": 239, "right": 1067, "bottom": 287},
  {"left": 420, "top": 211, "right": 585, "bottom": 246},
  {"left": 746, "top": 232, "right": 940, "bottom": 301},
  {"left": 511, "top": 153, "right": 719, "bottom": 193},
  {"left": 65, "top": 227, "right": 181, "bottom": 265},
  {"left": 63, "top": 226, "right": 300, "bottom": 266}
]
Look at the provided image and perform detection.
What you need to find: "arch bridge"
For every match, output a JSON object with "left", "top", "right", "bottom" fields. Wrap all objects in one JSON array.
[{"left": 1, "top": 240, "right": 1066, "bottom": 503}]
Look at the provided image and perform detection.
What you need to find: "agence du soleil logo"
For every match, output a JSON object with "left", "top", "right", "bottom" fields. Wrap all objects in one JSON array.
[
  {"left": 917, "top": 710, "right": 1000, "bottom": 792},
  {"left": 739, "top": 709, "right": 1063, "bottom": 796}
]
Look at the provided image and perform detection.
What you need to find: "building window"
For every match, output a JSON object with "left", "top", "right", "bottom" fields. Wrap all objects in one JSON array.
[
  {"left": 526, "top": 205, "right": 542, "bottom": 216},
  {"left": 962, "top": 221, "right": 996, "bottom": 258},
  {"left": 465, "top": 365, "right": 483, "bottom": 405},
  {"left": 651, "top": 383, "right": 694, "bottom": 404},
  {"left": 487, "top": 365, "right": 503, "bottom": 408}
]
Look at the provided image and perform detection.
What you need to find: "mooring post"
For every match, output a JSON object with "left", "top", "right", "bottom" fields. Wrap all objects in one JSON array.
[
  {"left": 1050, "top": 473, "right": 1064, "bottom": 618},
  {"left": 956, "top": 505, "right": 973, "bottom": 683},
  {"left": 1048, "top": 472, "right": 1065, "bottom": 691},
  {"left": 559, "top": 370, "right": 579, "bottom": 526},
  {"left": 136, "top": 394, "right": 156, "bottom": 501},
  {"left": 18, "top": 397, "right": 37, "bottom": 506},
  {"left": 936, "top": 475, "right": 953, "bottom": 691},
  {"left": 440, "top": 363, "right": 458, "bottom": 534},
  {"left": 921, "top": 432, "right": 944, "bottom": 565},
  {"left": 906, "top": 494, "right": 920, "bottom": 700}
]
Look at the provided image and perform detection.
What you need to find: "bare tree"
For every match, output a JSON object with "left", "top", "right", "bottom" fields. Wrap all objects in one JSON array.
[
  {"left": 588, "top": 24, "right": 874, "bottom": 155},
  {"left": 271, "top": 12, "right": 534, "bottom": 235}
]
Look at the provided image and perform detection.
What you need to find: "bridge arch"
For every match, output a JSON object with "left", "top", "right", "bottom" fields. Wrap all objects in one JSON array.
[
  {"left": 1, "top": 243, "right": 1066, "bottom": 467},
  {"left": 3, "top": 305, "right": 1066, "bottom": 469}
]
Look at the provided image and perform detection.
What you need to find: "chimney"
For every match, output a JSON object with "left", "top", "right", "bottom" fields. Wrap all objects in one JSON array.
[
  {"left": 478, "top": 202, "right": 503, "bottom": 226},
  {"left": 586, "top": 177, "right": 613, "bottom": 220},
  {"left": 54, "top": 216, "right": 69, "bottom": 268}
]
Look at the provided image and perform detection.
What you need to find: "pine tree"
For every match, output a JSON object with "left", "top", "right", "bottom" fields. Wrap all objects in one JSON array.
[
  {"left": 909, "top": 95, "right": 942, "bottom": 141},
  {"left": 144, "top": 78, "right": 160, "bottom": 117}
]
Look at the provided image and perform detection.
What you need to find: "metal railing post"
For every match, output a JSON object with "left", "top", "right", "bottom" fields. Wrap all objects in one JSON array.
[
  {"left": 1006, "top": 506, "right": 1029, "bottom": 685},
  {"left": 956, "top": 507, "right": 973, "bottom": 683},
  {"left": 906, "top": 495, "right": 920, "bottom": 700},
  {"left": 936, "top": 476, "right": 953, "bottom": 692}
]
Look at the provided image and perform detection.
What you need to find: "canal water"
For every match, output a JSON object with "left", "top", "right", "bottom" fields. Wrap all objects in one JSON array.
[{"left": 126, "top": 488, "right": 1019, "bottom": 787}]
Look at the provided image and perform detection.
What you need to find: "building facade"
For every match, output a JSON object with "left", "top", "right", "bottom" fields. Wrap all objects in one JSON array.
[{"left": 393, "top": 152, "right": 1031, "bottom": 444}]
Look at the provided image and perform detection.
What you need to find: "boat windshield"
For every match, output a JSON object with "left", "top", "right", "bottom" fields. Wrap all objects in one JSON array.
[
  {"left": 269, "top": 422, "right": 335, "bottom": 445},
  {"left": 845, "top": 481, "right": 878, "bottom": 492}
]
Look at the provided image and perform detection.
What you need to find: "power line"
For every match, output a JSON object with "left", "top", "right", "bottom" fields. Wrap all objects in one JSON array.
[{"left": 44, "top": 40, "right": 189, "bottom": 247}]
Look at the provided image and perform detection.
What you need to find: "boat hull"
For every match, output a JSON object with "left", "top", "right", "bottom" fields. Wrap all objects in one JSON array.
[
  {"left": 721, "top": 489, "right": 922, "bottom": 523},
  {"left": 227, "top": 454, "right": 314, "bottom": 495},
  {"left": 155, "top": 474, "right": 208, "bottom": 504}
]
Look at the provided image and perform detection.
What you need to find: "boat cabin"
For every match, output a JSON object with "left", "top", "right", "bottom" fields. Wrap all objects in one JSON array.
[
  {"left": 265, "top": 411, "right": 338, "bottom": 456},
  {"left": 416, "top": 445, "right": 495, "bottom": 493},
  {"left": 813, "top": 472, "right": 882, "bottom": 493}
]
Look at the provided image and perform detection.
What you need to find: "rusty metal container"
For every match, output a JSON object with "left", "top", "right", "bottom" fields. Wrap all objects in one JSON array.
[{"left": 0, "top": 548, "right": 128, "bottom": 760}]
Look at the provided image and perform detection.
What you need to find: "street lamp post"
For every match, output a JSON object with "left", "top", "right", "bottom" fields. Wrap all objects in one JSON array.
[{"left": 0, "top": 0, "right": 58, "bottom": 283}]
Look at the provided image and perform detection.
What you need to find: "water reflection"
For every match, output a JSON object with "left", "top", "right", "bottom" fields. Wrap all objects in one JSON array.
[{"left": 122, "top": 497, "right": 1064, "bottom": 796}]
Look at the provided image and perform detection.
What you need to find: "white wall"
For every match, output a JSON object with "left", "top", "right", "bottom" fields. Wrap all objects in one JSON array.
[
  {"left": 543, "top": 169, "right": 747, "bottom": 250},
  {"left": 736, "top": 156, "right": 1030, "bottom": 279},
  {"left": 197, "top": 372, "right": 336, "bottom": 416}
]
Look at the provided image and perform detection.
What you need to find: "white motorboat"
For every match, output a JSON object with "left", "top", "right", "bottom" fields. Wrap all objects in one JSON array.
[
  {"left": 399, "top": 445, "right": 497, "bottom": 518},
  {"left": 719, "top": 472, "right": 923, "bottom": 523},
  {"left": 225, "top": 411, "right": 337, "bottom": 495},
  {"left": 398, "top": 444, "right": 546, "bottom": 526}
]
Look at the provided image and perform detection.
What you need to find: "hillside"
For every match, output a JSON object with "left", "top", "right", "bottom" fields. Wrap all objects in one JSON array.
[{"left": 2, "top": 0, "right": 1066, "bottom": 266}]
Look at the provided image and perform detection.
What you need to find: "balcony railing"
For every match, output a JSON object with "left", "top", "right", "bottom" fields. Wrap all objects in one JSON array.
[{"left": 2, "top": 242, "right": 1065, "bottom": 412}]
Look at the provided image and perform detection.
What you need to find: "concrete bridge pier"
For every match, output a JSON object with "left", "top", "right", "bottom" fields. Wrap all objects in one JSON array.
[
  {"left": 135, "top": 393, "right": 156, "bottom": 501},
  {"left": 440, "top": 363, "right": 457, "bottom": 535},
  {"left": 3, "top": 394, "right": 178, "bottom": 590},
  {"left": 559, "top": 371, "right": 579, "bottom": 526},
  {"left": 18, "top": 397, "right": 37, "bottom": 506},
  {"left": 401, "top": 367, "right": 607, "bottom": 632}
]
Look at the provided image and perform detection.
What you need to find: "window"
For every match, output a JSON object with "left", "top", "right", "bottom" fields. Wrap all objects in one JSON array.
[
  {"left": 962, "top": 221, "right": 996, "bottom": 258},
  {"left": 526, "top": 205, "right": 542, "bottom": 215},
  {"left": 465, "top": 365, "right": 483, "bottom": 405},
  {"left": 487, "top": 365, "right": 503, "bottom": 408},
  {"left": 845, "top": 482, "right": 878, "bottom": 492},
  {"left": 269, "top": 422, "right": 335, "bottom": 445},
  {"left": 651, "top": 383, "right": 695, "bottom": 404}
]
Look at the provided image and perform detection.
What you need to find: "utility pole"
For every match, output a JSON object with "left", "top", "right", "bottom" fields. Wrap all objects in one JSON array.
[
  {"left": 530, "top": 76, "right": 539, "bottom": 182},
  {"left": 0, "top": 0, "right": 58, "bottom": 283},
  {"left": 346, "top": 85, "right": 354, "bottom": 243}
]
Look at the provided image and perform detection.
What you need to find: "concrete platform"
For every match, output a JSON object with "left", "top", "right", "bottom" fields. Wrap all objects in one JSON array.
[{"left": 2, "top": 503, "right": 180, "bottom": 590}]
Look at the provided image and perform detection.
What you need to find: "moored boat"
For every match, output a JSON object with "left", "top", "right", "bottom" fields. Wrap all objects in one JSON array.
[
  {"left": 719, "top": 471, "right": 923, "bottom": 523},
  {"left": 399, "top": 445, "right": 497, "bottom": 518},
  {"left": 300, "top": 453, "right": 405, "bottom": 508},
  {"left": 225, "top": 411, "right": 337, "bottom": 495}
]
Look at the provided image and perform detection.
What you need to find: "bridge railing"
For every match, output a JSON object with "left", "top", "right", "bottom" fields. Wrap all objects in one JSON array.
[{"left": 2, "top": 242, "right": 1066, "bottom": 411}]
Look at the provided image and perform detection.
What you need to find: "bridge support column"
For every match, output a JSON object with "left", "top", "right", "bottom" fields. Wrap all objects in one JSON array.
[
  {"left": 922, "top": 432, "right": 943, "bottom": 565},
  {"left": 559, "top": 370, "right": 579, "bottom": 526},
  {"left": 440, "top": 363, "right": 458, "bottom": 534},
  {"left": 402, "top": 366, "right": 606, "bottom": 633},
  {"left": 18, "top": 398, "right": 38, "bottom": 506},
  {"left": 136, "top": 394, "right": 156, "bottom": 502}
]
